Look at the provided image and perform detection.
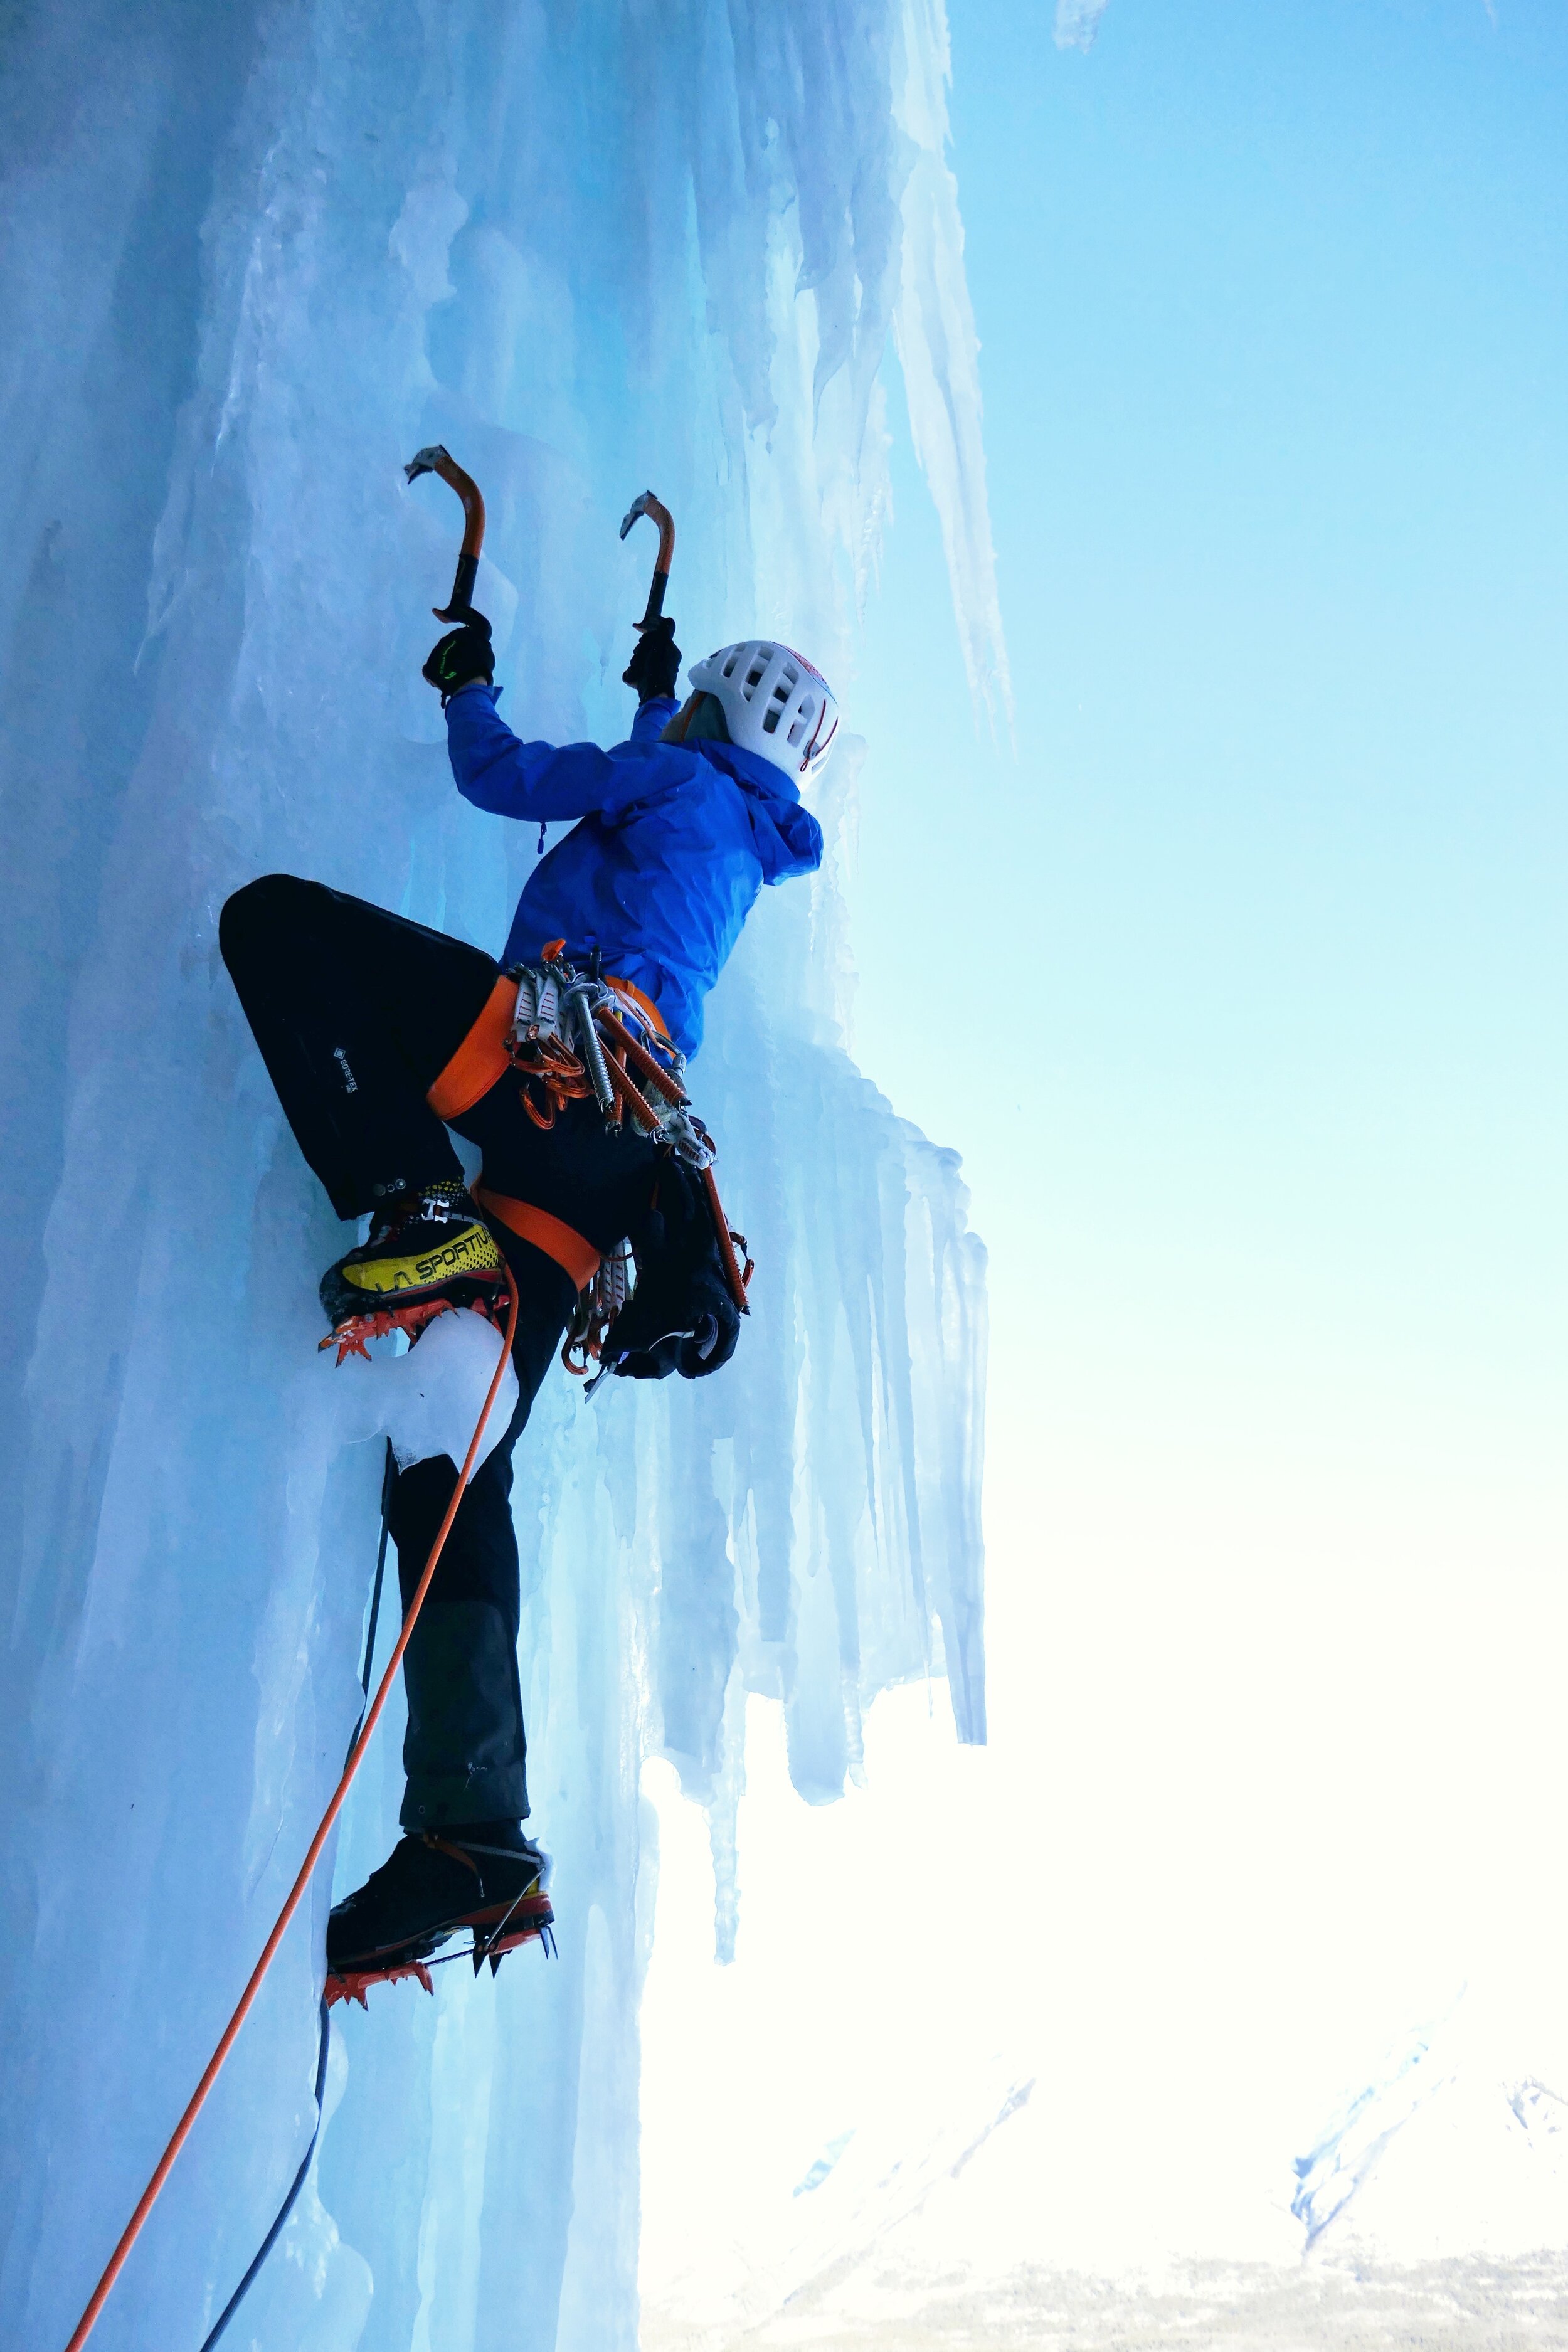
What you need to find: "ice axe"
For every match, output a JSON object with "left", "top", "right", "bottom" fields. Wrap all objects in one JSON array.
[
  {"left": 405, "top": 443, "right": 486, "bottom": 621},
  {"left": 619, "top": 490, "right": 675, "bottom": 631}
]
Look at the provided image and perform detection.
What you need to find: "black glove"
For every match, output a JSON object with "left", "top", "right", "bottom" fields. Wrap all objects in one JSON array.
[
  {"left": 605, "top": 1162, "right": 741, "bottom": 1380},
  {"left": 423, "top": 613, "right": 494, "bottom": 704},
  {"left": 622, "top": 616, "right": 681, "bottom": 702}
]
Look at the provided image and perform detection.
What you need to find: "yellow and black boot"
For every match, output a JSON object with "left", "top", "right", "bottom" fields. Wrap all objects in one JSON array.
[{"left": 320, "top": 1179, "right": 507, "bottom": 1357}]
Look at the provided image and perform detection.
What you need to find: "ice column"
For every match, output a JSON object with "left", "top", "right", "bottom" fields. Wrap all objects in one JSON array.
[{"left": 0, "top": 3, "right": 996, "bottom": 2346}]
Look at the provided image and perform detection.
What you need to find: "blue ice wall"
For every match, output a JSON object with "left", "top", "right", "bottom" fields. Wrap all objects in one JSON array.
[{"left": 0, "top": 4, "right": 997, "bottom": 2346}]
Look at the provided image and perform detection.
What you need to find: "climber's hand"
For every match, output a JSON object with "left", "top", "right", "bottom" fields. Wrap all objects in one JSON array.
[
  {"left": 676, "top": 1291, "right": 740, "bottom": 1378},
  {"left": 622, "top": 615, "right": 681, "bottom": 702},
  {"left": 603, "top": 1167, "right": 742, "bottom": 1380},
  {"left": 602, "top": 1268, "right": 737, "bottom": 1382},
  {"left": 423, "top": 613, "right": 494, "bottom": 703},
  {"left": 607, "top": 1289, "right": 743, "bottom": 1374}
]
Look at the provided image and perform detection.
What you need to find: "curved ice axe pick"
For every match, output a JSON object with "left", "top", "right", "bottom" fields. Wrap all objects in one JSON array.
[
  {"left": 619, "top": 490, "right": 675, "bottom": 630},
  {"left": 405, "top": 443, "right": 486, "bottom": 621}
]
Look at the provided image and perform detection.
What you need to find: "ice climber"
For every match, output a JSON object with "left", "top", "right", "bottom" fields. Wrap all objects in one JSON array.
[{"left": 220, "top": 613, "right": 835, "bottom": 1985}]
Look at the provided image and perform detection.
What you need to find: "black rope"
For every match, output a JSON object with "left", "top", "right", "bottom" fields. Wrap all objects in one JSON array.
[
  {"left": 357, "top": 1441, "right": 397, "bottom": 1723},
  {"left": 198, "top": 1440, "right": 396, "bottom": 2350},
  {"left": 196, "top": 1993, "right": 331, "bottom": 2349}
]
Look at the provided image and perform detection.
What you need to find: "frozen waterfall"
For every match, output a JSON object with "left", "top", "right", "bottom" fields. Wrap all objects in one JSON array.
[{"left": 0, "top": 3, "right": 995, "bottom": 2346}]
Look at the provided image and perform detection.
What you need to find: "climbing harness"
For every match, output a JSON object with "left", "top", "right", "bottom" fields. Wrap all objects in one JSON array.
[
  {"left": 62, "top": 1267, "right": 522, "bottom": 2352},
  {"left": 498, "top": 940, "right": 753, "bottom": 1376}
]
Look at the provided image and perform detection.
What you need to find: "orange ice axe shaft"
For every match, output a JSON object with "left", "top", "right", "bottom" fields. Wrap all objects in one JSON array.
[
  {"left": 405, "top": 443, "right": 487, "bottom": 621},
  {"left": 620, "top": 490, "right": 675, "bottom": 630}
]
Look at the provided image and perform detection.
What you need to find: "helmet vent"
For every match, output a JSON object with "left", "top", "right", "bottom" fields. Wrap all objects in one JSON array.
[{"left": 786, "top": 694, "right": 815, "bottom": 746}]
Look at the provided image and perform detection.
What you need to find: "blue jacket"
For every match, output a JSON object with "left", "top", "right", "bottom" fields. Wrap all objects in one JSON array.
[{"left": 445, "top": 687, "right": 824, "bottom": 1057}]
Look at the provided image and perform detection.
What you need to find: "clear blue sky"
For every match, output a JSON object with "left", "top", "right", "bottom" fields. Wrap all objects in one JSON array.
[
  {"left": 849, "top": 0, "right": 1568, "bottom": 1698},
  {"left": 857, "top": 0, "right": 1568, "bottom": 1203}
]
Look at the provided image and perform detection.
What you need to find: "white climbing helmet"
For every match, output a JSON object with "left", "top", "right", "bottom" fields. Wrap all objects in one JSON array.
[{"left": 688, "top": 640, "right": 840, "bottom": 784}]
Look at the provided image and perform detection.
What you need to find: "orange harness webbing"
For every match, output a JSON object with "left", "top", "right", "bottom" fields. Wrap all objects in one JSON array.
[
  {"left": 602, "top": 970, "right": 668, "bottom": 1039},
  {"left": 426, "top": 975, "right": 516, "bottom": 1119},
  {"left": 474, "top": 1187, "right": 601, "bottom": 1293},
  {"left": 425, "top": 968, "right": 664, "bottom": 1297}
]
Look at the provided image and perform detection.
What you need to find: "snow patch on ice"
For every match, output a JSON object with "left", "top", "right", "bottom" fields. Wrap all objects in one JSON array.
[{"left": 315, "top": 1308, "right": 519, "bottom": 1477}]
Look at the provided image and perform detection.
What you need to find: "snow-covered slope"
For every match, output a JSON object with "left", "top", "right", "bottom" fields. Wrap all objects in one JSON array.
[
  {"left": 640, "top": 1711, "right": 1568, "bottom": 2352},
  {"left": 1293, "top": 1991, "right": 1568, "bottom": 2263},
  {"left": 644, "top": 1994, "right": 1568, "bottom": 2352},
  {"left": 0, "top": 6, "right": 995, "bottom": 2346}
]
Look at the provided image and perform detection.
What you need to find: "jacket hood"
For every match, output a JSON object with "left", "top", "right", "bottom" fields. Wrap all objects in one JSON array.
[{"left": 694, "top": 739, "right": 824, "bottom": 881}]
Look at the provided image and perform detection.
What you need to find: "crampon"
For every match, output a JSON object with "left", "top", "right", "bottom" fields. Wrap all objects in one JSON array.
[
  {"left": 326, "top": 1888, "right": 556, "bottom": 2007},
  {"left": 319, "top": 1282, "right": 507, "bottom": 1366}
]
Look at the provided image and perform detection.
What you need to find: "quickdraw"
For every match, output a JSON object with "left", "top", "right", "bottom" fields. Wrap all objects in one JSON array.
[
  {"left": 504, "top": 941, "right": 690, "bottom": 1137},
  {"left": 562, "top": 1240, "right": 635, "bottom": 1376},
  {"left": 506, "top": 951, "right": 600, "bottom": 1130},
  {"left": 501, "top": 943, "right": 752, "bottom": 1372}
]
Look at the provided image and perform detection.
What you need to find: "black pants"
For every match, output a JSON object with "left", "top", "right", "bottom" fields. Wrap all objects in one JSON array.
[{"left": 220, "top": 874, "right": 659, "bottom": 1831}]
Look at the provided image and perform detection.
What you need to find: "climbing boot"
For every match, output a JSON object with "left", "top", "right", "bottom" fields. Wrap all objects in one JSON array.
[
  {"left": 325, "top": 1823, "right": 552, "bottom": 2003},
  {"left": 320, "top": 1179, "right": 507, "bottom": 1357}
]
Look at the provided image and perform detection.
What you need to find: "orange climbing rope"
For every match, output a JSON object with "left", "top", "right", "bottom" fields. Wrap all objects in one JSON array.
[{"left": 61, "top": 1264, "right": 521, "bottom": 2352}]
